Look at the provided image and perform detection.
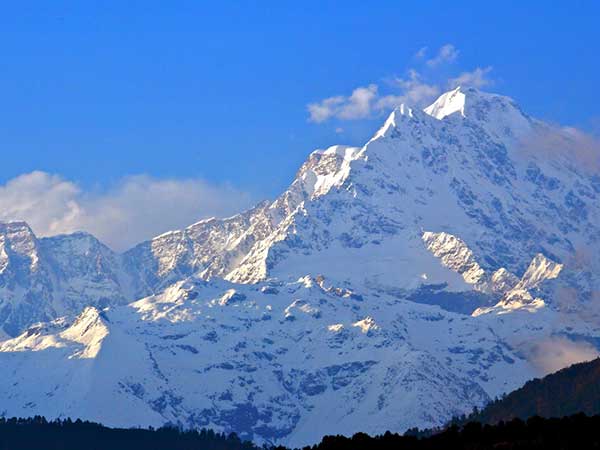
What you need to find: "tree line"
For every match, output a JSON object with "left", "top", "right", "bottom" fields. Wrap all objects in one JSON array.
[{"left": 2, "top": 413, "right": 600, "bottom": 449}]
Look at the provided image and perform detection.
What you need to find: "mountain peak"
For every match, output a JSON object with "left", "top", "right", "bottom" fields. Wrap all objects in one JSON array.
[
  {"left": 423, "top": 87, "right": 533, "bottom": 141},
  {"left": 0, "top": 220, "right": 35, "bottom": 234},
  {"left": 423, "top": 86, "right": 507, "bottom": 120},
  {"left": 371, "top": 103, "right": 418, "bottom": 140},
  {"left": 372, "top": 87, "right": 531, "bottom": 145},
  {"left": 424, "top": 86, "right": 466, "bottom": 120}
]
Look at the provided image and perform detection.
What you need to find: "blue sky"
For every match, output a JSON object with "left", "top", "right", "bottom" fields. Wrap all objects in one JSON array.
[{"left": 0, "top": 1, "right": 598, "bottom": 249}]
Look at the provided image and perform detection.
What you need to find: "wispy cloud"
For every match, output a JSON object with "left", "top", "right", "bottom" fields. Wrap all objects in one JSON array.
[
  {"left": 307, "top": 70, "right": 440, "bottom": 123},
  {"left": 307, "top": 70, "right": 441, "bottom": 123},
  {"left": 517, "top": 124, "right": 600, "bottom": 173},
  {"left": 526, "top": 336, "right": 598, "bottom": 376},
  {"left": 449, "top": 66, "right": 494, "bottom": 89},
  {"left": 378, "top": 70, "right": 441, "bottom": 109},
  {"left": 307, "top": 43, "right": 486, "bottom": 123},
  {"left": 0, "top": 172, "right": 255, "bottom": 251},
  {"left": 426, "top": 44, "right": 459, "bottom": 67},
  {"left": 414, "top": 46, "right": 428, "bottom": 59},
  {"left": 307, "top": 85, "right": 378, "bottom": 123}
]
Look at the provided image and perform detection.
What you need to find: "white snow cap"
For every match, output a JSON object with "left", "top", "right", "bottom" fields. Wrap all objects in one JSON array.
[
  {"left": 371, "top": 103, "right": 415, "bottom": 140},
  {"left": 424, "top": 86, "right": 466, "bottom": 120},
  {"left": 423, "top": 86, "right": 532, "bottom": 140}
]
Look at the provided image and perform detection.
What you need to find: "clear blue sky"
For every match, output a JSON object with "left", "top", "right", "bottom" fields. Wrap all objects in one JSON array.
[{"left": 1, "top": 1, "right": 598, "bottom": 198}]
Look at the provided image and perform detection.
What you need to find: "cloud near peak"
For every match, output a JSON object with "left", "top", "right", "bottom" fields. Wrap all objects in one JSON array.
[
  {"left": 448, "top": 66, "right": 494, "bottom": 89},
  {"left": 0, "top": 171, "right": 255, "bottom": 251},
  {"left": 307, "top": 71, "right": 440, "bottom": 124},
  {"left": 425, "top": 44, "right": 459, "bottom": 67},
  {"left": 306, "top": 44, "right": 492, "bottom": 124}
]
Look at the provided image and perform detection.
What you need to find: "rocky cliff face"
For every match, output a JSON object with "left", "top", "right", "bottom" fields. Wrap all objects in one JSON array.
[{"left": 0, "top": 222, "right": 129, "bottom": 336}]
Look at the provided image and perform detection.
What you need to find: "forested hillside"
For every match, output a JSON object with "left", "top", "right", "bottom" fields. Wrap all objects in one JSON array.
[{"left": 462, "top": 357, "right": 600, "bottom": 424}]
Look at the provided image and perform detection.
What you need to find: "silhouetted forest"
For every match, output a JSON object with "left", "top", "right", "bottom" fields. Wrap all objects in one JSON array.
[
  {"left": 0, "top": 417, "right": 256, "bottom": 450},
  {"left": 456, "top": 357, "right": 600, "bottom": 425},
  {"left": 302, "top": 414, "right": 600, "bottom": 449},
  {"left": 3, "top": 414, "right": 600, "bottom": 449}
]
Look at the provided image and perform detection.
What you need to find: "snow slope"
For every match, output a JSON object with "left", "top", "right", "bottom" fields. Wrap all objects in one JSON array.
[{"left": 0, "top": 277, "right": 533, "bottom": 446}]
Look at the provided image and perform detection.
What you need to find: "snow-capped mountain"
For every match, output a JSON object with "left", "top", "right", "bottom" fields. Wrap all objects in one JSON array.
[
  {"left": 0, "top": 277, "right": 529, "bottom": 446},
  {"left": 0, "top": 222, "right": 132, "bottom": 337},
  {"left": 0, "top": 87, "right": 598, "bottom": 446}
]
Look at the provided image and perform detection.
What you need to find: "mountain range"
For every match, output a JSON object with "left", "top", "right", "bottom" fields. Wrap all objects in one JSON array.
[{"left": 0, "top": 86, "right": 598, "bottom": 446}]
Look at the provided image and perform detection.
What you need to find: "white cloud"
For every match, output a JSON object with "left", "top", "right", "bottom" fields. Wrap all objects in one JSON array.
[
  {"left": 307, "top": 44, "right": 460, "bottom": 123},
  {"left": 306, "top": 96, "right": 345, "bottom": 123},
  {"left": 337, "top": 84, "right": 378, "bottom": 120},
  {"left": 0, "top": 171, "right": 255, "bottom": 251},
  {"left": 414, "top": 46, "right": 428, "bottom": 59},
  {"left": 526, "top": 336, "right": 598, "bottom": 376},
  {"left": 449, "top": 66, "right": 494, "bottom": 89},
  {"left": 378, "top": 70, "right": 441, "bottom": 109},
  {"left": 307, "top": 72, "right": 440, "bottom": 123},
  {"left": 306, "top": 44, "right": 498, "bottom": 123},
  {"left": 308, "top": 85, "right": 378, "bottom": 123},
  {"left": 426, "top": 44, "right": 459, "bottom": 67}
]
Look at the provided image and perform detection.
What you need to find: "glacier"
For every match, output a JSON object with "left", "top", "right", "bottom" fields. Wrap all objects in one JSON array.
[{"left": 0, "top": 86, "right": 598, "bottom": 446}]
